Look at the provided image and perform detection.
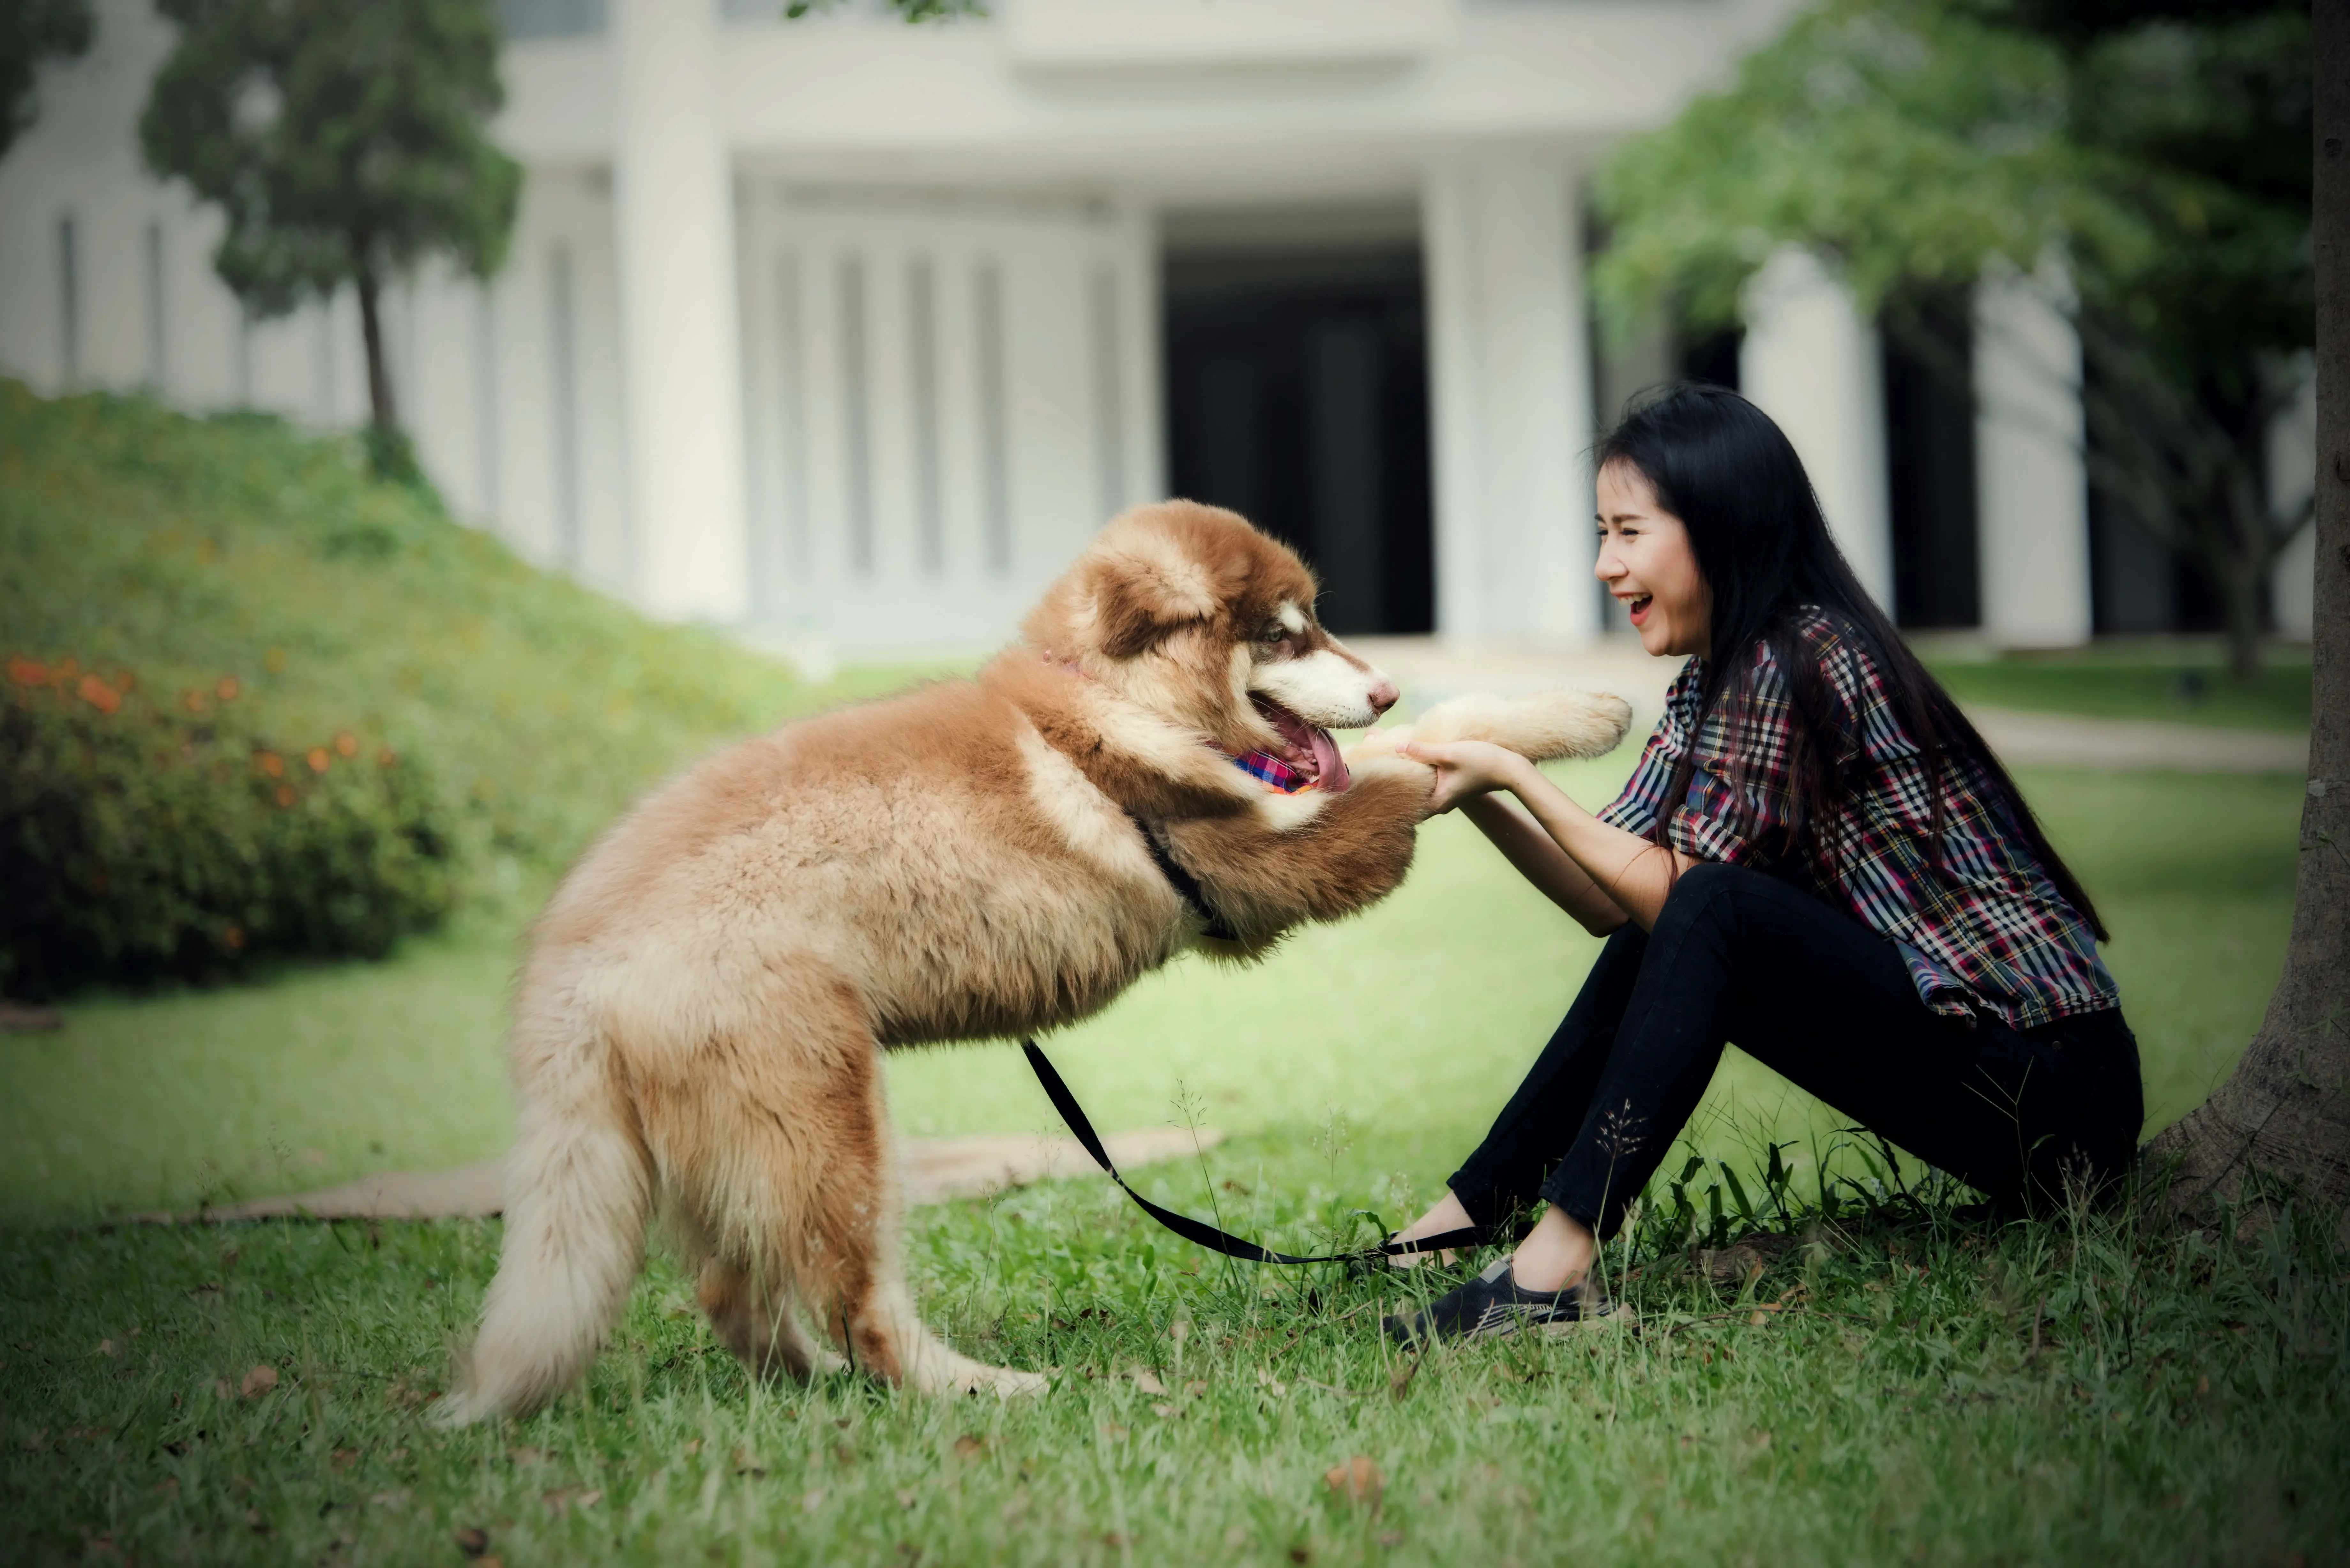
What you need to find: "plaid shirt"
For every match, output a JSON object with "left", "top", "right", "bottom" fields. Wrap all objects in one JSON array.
[{"left": 1598, "top": 614, "right": 2119, "bottom": 1030}]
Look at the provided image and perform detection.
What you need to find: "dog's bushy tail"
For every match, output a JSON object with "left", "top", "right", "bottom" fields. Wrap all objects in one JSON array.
[{"left": 434, "top": 1032, "right": 651, "bottom": 1427}]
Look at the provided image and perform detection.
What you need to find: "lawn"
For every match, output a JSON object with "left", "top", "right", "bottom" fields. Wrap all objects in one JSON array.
[
  {"left": 3, "top": 748, "right": 2334, "bottom": 1566},
  {"left": 4, "top": 388, "right": 2337, "bottom": 1565},
  {"left": 1917, "top": 638, "right": 2314, "bottom": 733}
]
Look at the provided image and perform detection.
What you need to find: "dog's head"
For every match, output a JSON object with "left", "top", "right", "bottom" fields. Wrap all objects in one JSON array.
[{"left": 1025, "top": 501, "right": 1399, "bottom": 788}]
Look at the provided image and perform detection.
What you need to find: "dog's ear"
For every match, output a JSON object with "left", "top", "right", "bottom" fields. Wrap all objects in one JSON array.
[{"left": 1092, "top": 547, "right": 1220, "bottom": 660}]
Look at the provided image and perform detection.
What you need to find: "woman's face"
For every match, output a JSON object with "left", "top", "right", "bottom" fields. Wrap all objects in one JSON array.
[{"left": 1595, "top": 459, "right": 1713, "bottom": 659}]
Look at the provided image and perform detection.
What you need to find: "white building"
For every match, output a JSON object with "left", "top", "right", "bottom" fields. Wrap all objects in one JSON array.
[{"left": 0, "top": 0, "right": 2316, "bottom": 654}]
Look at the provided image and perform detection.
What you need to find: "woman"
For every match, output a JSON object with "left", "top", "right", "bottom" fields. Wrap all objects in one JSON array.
[{"left": 1384, "top": 383, "right": 2143, "bottom": 1347}]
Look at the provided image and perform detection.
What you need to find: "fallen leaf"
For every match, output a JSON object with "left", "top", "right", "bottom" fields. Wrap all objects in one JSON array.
[
  {"left": 1128, "top": 1367, "right": 1168, "bottom": 1396},
  {"left": 1256, "top": 1368, "right": 1287, "bottom": 1397},
  {"left": 1183, "top": 1379, "right": 1208, "bottom": 1398},
  {"left": 1323, "top": 1454, "right": 1384, "bottom": 1510},
  {"left": 454, "top": 1526, "right": 489, "bottom": 1557},
  {"left": 1099, "top": 1424, "right": 1129, "bottom": 1442},
  {"left": 239, "top": 1365, "right": 279, "bottom": 1399},
  {"left": 732, "top": 1446, "right": 767, "bottom": 1477},
  {"left": 679, "top": 1438, "right": 701, "bottom": 1458},
  {"left": 331, "top": 1448, "right": 360, "bottom": 1471},
  {"left": 952, "top": 1435, "right": 986, "bottom": 1462},
  {"left": 508, "top": 1447, "right": 544, "bottom": 1468},
  {"left": 384, "top": 1381, "right": 433, "bottom": 1410},
  {"left": 1151, "top": 1402, "right": 1176, "bottom": 1418},
  {"left": 97, "top": 1339, "right": 118, "bottom": 1358},
  {"left": 1288, "top": 1547, "right": 1311, "bottom": 1564}
]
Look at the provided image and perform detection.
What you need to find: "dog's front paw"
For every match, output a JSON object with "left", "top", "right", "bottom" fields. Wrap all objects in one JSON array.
[
  {"left": 1410, "top": 690, "right": 1634, "bottom": 762},
  {"left": 959, "top": 1363, "right": 1050, "bottom": 1398}
]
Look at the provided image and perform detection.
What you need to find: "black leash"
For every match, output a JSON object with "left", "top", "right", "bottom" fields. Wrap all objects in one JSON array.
[
  {"left": 1020, "top": 1037, "right": 1493, "bottom": 1265},
  {"left": 1131, "top": 816, "right": 1241, "bottom": 943}
]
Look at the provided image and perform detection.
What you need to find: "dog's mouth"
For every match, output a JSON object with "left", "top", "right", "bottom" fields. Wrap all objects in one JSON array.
[{"left": 1250, "top": 695, "right": 1351, "bottom": 793}]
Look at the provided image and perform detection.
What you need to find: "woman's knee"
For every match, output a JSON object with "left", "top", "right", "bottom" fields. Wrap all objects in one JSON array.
[{"left": 1653, "top": 860, "right": 1766, "bottom": 936}]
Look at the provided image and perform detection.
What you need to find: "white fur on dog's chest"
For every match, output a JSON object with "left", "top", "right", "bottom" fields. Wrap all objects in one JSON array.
[{"left": 1014, "top": 724, "right": 1163, "bottom": 885}]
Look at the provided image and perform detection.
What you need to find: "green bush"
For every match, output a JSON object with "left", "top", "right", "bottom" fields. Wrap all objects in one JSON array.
[{"left": 0, "top": 653, "right": 454, "bottom": 993}]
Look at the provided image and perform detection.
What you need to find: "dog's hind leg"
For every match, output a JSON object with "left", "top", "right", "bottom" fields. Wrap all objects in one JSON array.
[
  {"left": 792, "top": 1058, "right": 1048, "bottom": 1398},
  {"left": 695, "top": 1255, "right": 844, "bottom": 1382},
  {"left": 654, "top": 972, "right": 1044, "bottom": 1399}
]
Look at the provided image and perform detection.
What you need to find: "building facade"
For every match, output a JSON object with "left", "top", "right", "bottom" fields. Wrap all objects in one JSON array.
[{"left": 0, "top": 0, "right": 2316, "bottom": 655}]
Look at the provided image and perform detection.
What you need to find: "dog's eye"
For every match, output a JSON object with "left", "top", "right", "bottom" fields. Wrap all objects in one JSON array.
[{"left": 1257, "top": 625, "right": 1285, "bottom": 648}]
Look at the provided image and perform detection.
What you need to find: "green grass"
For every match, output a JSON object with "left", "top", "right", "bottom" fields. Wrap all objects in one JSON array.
[
  {"left": 3, "top": 1124, "right": 2342, "bottom": 1565},
  {"left": 3, "top": 386, "right": 2332, "bottom": 1563},
  {"left": 0, "top": 749, "right": 2326, "bottom": 1564},
  {"left": 0, "top": 758, "right": 2301, "bottom": 1227},
  {"left": 1918, "top": 639, "right": 2314, "bottom": 733}
]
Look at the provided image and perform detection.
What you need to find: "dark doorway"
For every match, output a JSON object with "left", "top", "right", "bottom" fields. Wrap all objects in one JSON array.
[
  {"left": 1881, "top": 295, "right": 1982, "bottom": 629},
  {"left": 1679, "top": 327, "right": 1742, "bottom": 393},
  {"left": 1164, "top": 241, "right": 1433, "bottom": 634}
]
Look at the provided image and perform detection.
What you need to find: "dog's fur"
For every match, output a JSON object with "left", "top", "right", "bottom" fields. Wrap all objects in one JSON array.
[{"left": 437, "top": 501, "right": 1632, "bottom": 1422}]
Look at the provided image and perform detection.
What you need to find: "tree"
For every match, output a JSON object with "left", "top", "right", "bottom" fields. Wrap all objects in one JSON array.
[
  {"left": 138, "top": 0, "right": 519, "bottom": 477},
  {"left": 2140, "top": 0, "right": 2346, "bottom": 1218},
  {"left": 0, "top": 0, "right": 93, "bottom": 160},
  {"left": 1592, "top": 0, "right": 2312, "bottom": 680}
]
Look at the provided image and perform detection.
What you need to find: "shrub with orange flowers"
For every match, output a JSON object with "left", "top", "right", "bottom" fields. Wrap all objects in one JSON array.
[{"left": 1, "top": 656, "right": 454, "bottom": 993}]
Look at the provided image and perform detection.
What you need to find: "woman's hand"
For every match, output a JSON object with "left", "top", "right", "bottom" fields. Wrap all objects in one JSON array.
[{"left": 1404, "top": 738, "right": 1531, "bottom": 815}]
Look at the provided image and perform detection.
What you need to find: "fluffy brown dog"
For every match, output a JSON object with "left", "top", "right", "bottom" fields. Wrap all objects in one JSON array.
[{"left": 437, "top": 501, "right": 1631, "bottom": 1422}]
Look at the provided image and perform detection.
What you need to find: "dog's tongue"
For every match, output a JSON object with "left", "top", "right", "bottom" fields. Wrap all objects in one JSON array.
[
  {"left": 1308, "top": 725, "right": 1351, "bottom": 794},
  {"left": 1254, "top": 699, "right": 1351, "bottom": 793}
]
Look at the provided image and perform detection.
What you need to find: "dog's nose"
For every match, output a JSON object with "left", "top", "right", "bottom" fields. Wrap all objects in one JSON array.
[{"left": 1367, "top": 678, "right": 1400, "bottom": 716}]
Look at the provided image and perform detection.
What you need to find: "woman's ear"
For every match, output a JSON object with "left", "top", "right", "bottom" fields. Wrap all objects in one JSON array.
[{"left": 1091, "top": 548, "right": 1219, "bottom": 659}]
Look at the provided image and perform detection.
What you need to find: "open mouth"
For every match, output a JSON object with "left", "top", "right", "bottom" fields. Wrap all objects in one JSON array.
[
  {"left": 1625, "top": 594, "right": 1654, "bottom": 628},
  {"left": 1250, "top": 696, "right": 1352, "bottom": 793}
]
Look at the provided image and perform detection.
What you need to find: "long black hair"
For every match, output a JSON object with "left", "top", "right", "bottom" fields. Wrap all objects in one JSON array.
[{"left": 1598, "top": 382, "right": 2107, "bottom": 941}]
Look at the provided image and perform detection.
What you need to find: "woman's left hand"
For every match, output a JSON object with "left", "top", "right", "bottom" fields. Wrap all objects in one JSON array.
[{"left": 1403, "top": 738, "right": 1530, "bottom": 815}]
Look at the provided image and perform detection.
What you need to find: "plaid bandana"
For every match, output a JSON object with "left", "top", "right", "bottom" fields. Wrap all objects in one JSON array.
[
  {"left": 1231, "top": 749, "right": 1312, "bottom": 794},
  {"left": 1599, "top": 612, "right": 2118, "bottom": 1030}
]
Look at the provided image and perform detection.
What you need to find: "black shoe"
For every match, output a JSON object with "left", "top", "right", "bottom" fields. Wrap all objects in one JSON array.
[{"left": 1383, "top": 1259, "right": 1609, "bottom": 1348}]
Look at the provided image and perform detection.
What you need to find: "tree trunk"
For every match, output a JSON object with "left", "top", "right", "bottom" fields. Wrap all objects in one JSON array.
[
  {"left": 2142, "top": 0, "right": 2349, "bottom": 1217},
  {"left": 354, "top": 263, "right": 399, "bottom": 437}
]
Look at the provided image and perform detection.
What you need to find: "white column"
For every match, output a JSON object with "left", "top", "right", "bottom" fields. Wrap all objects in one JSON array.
[
  {"left": 1739, "top": 246, "right": 1894, "bottom": 612},
  {"left": 612, "top": 0, "right": 749, "bottom": 622},
  {"left": 2267, "top": 357, "right": 2317, "bottom": 640},
  {"left": 1421, "top": 152, "right": 1597, "bottom": 643},
  {"left": 1972, "top": 265, "right": 2092, "bottom": 647}
]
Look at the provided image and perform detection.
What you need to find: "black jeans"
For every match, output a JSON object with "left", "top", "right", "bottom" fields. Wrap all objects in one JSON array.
[{"left": 1447, "top": 862, "right": 2145, "bottom": 1237}]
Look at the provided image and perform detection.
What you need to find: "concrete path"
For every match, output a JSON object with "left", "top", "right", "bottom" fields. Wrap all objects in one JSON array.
[
  {"left": 1347, "top": 637, "right": 2310, "bottom": 774},
  {"left": 136, "top": 1127, "right": 1222, "bottom": 1225}
]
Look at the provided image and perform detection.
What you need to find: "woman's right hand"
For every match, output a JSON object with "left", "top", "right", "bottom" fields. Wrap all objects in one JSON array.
[{"left": 1404, "top": 738, "right": 1529, "bottom": 815}]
